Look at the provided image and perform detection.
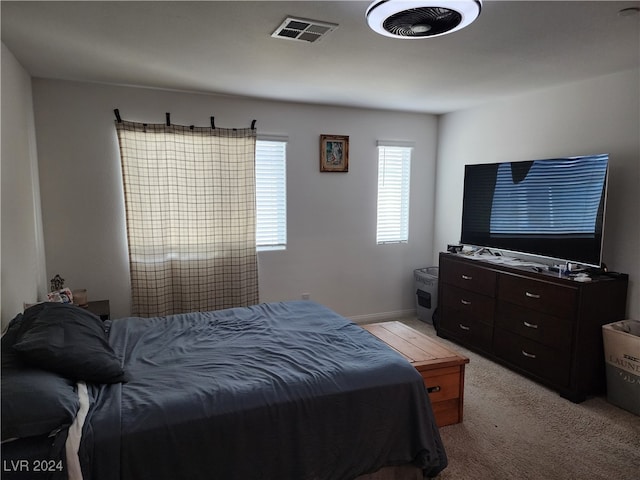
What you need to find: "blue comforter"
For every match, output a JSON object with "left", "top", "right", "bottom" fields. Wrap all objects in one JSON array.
[{"left": 81, "top": 301, "right": 447, "bottom": 480}]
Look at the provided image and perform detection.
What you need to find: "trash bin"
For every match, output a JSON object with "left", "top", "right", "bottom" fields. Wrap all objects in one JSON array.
[
  {"left": 414, "top": 267, "right": 438, "bottom": 325},
  {"left": 602, "top": 319, "right": 640, "bottom": 416}
]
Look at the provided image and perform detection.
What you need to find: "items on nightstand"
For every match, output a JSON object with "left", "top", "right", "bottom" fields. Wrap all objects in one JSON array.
[
  {"left": 48, "top": 274, "right": 74, "bottom": 303},
  {"left": 49, "top": 274, "right": 65, "bottom": 292},
  {"left": 73, "top": 289, "right": 88, "bottom": 307},
  {"left": 47, "top": 274, "right": 91, "bottom": 307},
  {"left": 47, "top": 288, "right": 73, "bottom": 303}
]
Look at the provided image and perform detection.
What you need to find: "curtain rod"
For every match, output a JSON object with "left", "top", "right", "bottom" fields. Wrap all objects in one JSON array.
[{"left": 113, "top": 109, "right": 257, "bottom": 130}]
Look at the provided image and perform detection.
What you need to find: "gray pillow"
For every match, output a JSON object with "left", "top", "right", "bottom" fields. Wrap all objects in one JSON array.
[
  {"left": 12, "top": 303, "right": 128, "bottom": 384},
  {"left": 1, "top": 313, "right": 80, "bottom": 441}
]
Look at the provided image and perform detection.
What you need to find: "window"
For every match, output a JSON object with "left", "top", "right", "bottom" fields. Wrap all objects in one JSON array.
[
  {"left": 376, "top": 142, "right": 412, "bottom": 244},
  {"left": 256, "top": 138, "right": 287, "bottom": 251}
]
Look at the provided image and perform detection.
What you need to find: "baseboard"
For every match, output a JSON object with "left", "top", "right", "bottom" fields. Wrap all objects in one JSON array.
[{"left": 348, "top": 309, "right": 416, "bottom": 325}]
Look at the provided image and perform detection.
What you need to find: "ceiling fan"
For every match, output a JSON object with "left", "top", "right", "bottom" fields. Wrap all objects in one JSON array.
[{"left": 366, "top": 0, "right": 482, "bottom": 38}]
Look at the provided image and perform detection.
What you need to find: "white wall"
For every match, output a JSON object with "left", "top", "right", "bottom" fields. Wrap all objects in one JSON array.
[
  {"left": 31, "top": 79, "right": 439, "bottom": 320},
  {"left": 1, "top": 43, "right": 47, "bottom": 327},
  {"left": 434, "top": 69, "right": 640, "bottom": 319}
]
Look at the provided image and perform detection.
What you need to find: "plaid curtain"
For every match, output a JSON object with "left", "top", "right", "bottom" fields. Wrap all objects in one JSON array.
[{"left": 116, "top": 121, "right": 258, "bottom": 317}]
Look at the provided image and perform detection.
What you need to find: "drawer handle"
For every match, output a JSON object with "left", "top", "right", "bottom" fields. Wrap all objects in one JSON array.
[
  {"left": 427, "top": 385, "right": 441, "bottom": 394},
  {"left": 461, "top": 274, "right": 473, "bottom": 280},
  {"left": 522, "top": 350, "right": 537, "bottom": 359},
  {"left": 459, "top": 323, "right": 471, "bottom": 331},
  {"left": 461, "top": 299, "right": 472, "bottom": 305},
  {"left": 525, "top": 291, "right": 541, "bottom": 299},
  {"left": 523, "top": 321, "right": 538, "bottom": 329}
]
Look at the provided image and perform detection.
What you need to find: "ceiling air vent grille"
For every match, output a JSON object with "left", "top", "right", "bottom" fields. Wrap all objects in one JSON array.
[{"left": 271, "top": 17, "right": 338, "bottom": 43}]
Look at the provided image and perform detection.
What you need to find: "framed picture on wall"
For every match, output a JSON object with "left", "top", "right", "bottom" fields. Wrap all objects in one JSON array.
[{"left": 320, "top": 134, "right": 349, "bottom": 172}]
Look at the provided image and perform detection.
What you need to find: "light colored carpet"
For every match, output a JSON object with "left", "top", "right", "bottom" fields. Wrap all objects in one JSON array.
[{"left": 399, "top": 317, "right": 640, "bottom": 480}]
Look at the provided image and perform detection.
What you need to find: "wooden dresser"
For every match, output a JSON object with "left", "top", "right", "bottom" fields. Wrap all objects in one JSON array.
[
  {"left": 363, "top": 321, "right": 469, "bottom": 427},
  {"left": 438, "top": 252, "right": 628, "bottom": 402}
]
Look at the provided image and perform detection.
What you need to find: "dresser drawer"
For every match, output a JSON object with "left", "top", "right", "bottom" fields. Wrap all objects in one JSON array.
[
  {"left": 494, "top": 329, "right": 571, "bottom": 387},
  {"left": 497, "top": 273, "right": 577, "bottom": 319},
  {"left": 441, "top": 285, "right": 495, "bottom": 324},
  {"left": 496, "top": 302, "right": 574, "bottom": 351},
  {"left": 440, "top": 309, "right": 494, "bottom": 352},
  {"left": 440, "top": 257, "right": 496, "bottom": 297}
]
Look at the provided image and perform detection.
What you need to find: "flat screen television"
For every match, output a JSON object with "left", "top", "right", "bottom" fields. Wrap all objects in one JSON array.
[{"left": 460, "top": 154, "right": 609, "bottom": 267}]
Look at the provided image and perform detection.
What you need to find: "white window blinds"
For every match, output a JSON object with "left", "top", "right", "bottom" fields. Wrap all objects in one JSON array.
[
  {"left": 376, "top": 143, "right": 412, "bottom": 244},
  {"left": 256, "top": 138, "right": 287, "bottom": 251}
]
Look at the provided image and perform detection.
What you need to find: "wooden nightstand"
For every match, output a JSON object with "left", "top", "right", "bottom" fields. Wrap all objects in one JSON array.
[{"left": 87, "top": 300, "right": 110, "bottom": 320}]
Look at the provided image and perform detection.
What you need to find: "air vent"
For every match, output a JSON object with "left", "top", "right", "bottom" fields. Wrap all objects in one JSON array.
[{"left": 271, "top": 17, "right": 338, "bottom": 43}]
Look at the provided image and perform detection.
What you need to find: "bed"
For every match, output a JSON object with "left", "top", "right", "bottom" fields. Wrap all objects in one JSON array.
[{"left": 2, "top": 301, "right": 447, "bottom": 480}]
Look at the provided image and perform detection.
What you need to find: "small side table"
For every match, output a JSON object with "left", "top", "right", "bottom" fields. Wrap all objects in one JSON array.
[{"left": 87, "top": 300, "right": 110, "bottom": 320}]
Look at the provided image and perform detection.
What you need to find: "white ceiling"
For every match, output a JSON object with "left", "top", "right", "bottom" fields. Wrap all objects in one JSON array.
[{"left": 2, "top": 1, "right": 639, "bottom": 114}]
